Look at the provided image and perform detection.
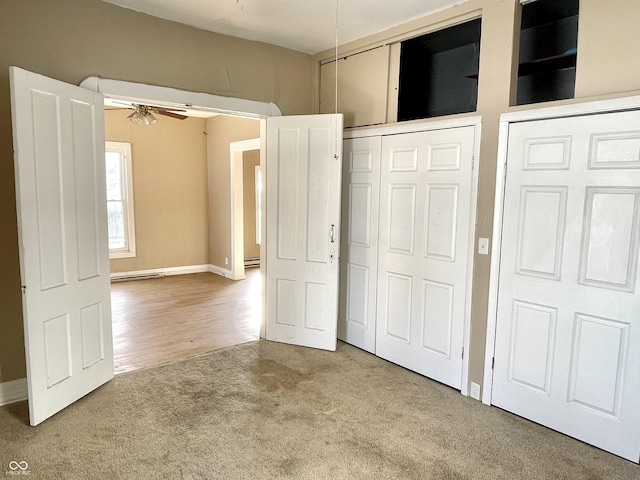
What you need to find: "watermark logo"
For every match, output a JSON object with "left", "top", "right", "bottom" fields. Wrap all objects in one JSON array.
[{"left": 6, "top": 461, "right": 30, "bottom": 476}]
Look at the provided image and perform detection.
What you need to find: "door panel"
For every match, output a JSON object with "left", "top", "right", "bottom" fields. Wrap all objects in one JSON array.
[
  {"left": 10, "top": 67, "right": 113, "bottom": 425},
  {"left": 376, "top": 127, "right": 475, "bottom": 389},
  {"left": 579, "top": 188, "right": 640, "bottom": 291},
  {"left": 73, "top": 99, "right": 103, "bottom": 281},
  {"left": 338, "top": 137, "right": 382, "bottom": 353},
  {"left": 492, "top": 111, "right": 640, "bottom": 462},
  {"left": 265, "top": 114, "right": 343, "bottom": 351}
]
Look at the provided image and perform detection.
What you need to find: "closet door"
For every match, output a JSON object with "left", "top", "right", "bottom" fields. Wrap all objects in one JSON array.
[
  {"left": 376, "top": 126, "right": 475, "bottom": 389},
  {"left": 338, "top": 136, "right": 382, "bottom": 353},
  {"left": 492, "top": 111, "right": 640, "bottom": 462}
]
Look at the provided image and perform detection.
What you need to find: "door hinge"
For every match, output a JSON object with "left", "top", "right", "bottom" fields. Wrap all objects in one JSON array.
[
  {"left": 462, "top": 347, "right": 464, "bottom": 359},
  {"left": 491, "top": 357, "right": 495, "bottom": 369},
  {"left": 21, "top": 285, "right": 26, "bottom": 294},
  {"left": 471, "top": 157, "right": 475, "bottom": 170}
]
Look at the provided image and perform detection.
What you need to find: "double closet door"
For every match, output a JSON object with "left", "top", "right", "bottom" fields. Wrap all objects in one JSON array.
[{"left": 339, "top": 124, "right": 477, "bottom": 389}]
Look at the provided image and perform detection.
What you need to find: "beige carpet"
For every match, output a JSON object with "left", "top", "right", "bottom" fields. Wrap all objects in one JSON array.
[{"left": 1, "top": 340, "right": 638, "bottom": 479}]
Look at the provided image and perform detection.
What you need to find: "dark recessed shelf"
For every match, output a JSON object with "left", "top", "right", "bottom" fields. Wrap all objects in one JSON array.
[
  {"left": 398, "top": 18, "right": 481, "bottom": 121},
  {"left": 518, "top": 52, "right": 576, "bottom": 77},
  {"left": 466, "top": 52, "right": 576, "bottom": 81},
  {"left": 515, "top": 0, "right": 579, "bottom": 105}
]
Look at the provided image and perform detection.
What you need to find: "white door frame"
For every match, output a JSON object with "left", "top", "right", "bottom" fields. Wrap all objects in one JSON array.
[
  {"left": 230, "top": 138, "right": 261, "bottom": 281},
  {"left": 344, "top": 115, "right": 482, "bottom": 396},
  {"left": 80, "top": 77, "right": 281, "bottom": 118},
  {"left": 483, "top": 94, "right": 640, "bottom": 405},
  {"left": 80, "top": 77, "right": 280, "bottom": 342}
]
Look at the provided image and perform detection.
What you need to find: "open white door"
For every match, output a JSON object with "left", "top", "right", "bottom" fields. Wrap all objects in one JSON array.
[
  {"left": 265, "top": 114, "right": 343, "bottom": 351},
  {"left": 10, "top": 67, "right": 113, "bottom": 425}
]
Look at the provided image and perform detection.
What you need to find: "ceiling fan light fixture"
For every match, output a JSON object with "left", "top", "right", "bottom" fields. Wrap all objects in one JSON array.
[
  {"left": 143, "top": 112, "right": 157, "bottom": 126},
  {"left": 129, "top": 105, "right": 158, "bottom": 126},
  {"left": 130, "top": 111, "right": 144, "bottom": 125}
]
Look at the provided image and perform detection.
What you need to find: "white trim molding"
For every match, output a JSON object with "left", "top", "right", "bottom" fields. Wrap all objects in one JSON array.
[
  {"left": 80, "top": 77, "right": 281, "bottom": 118},
  {"left": 344, "top": 115, "right": 483, "bottom": 139},
  {"left": 110, "top": 264, "right": 211, "bottom": 281},
  {"left": 209, "top": 264, "right": 244, "bottom": 280},
  {"left": 482, "top": 94, "right": 640, "bottom": 406},
  {"left": 0, "top": 378, "right": 28, "bottom": 406}
]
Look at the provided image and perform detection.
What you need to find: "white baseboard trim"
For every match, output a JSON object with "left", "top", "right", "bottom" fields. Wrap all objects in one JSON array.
[
  {"left": 209, "top": 264, "right": 245, "bottom": 280},
  {"left": 110, "top": 264, "right": 247, "bottom": 282},
  {"left": 110, "top": 264, "right": 211, "bottom": 281},
  {"left": 0, "top": 378, "right": 28, "bottom": 406}
]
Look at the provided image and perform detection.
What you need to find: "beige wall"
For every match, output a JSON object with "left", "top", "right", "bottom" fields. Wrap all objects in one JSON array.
[
  {"left": 105, "top": 110, "right": 209, "bottom": 273},
  {"left": 575, "top": 0, "right": 640, "bottom": 98},
  {"left": 206, "top": 116, "right": 260, "bottom": 269},
  {"left": 243, "top": 150, "right": 261, "bottom": 261},
  {"left": 314, "top": 0, "right": 640, "bottom": 394},
  {"left": 3, "top": 0, "right": 639, "bottom": 390},
  {"left": 0, "top": 0, "right": 313, "bottom": 382}
]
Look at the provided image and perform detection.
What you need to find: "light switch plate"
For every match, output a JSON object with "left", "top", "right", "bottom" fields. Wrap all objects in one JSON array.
[{"left": 478, "top": 237, "right": 489, "bottom": 255}]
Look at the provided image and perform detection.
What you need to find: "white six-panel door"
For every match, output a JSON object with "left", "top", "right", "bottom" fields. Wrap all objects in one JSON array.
[
  {"left": 265, "top": 114, "right": 343, "bottom": 351},
  {"left": 375, "top": 127, "right": 475, "bottom": 389},
  {"left": 492, "top": 111, "right": 640, "bottom": 461},
  {"left": 338, "top": 137, "right": 382, "bottom": 353},
  {"left": 10, "top": 67, "right": 114, "bottom": 425}
]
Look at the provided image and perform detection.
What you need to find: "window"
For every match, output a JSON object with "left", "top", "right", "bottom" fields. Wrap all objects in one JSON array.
[{"left": 105, "top": 141, "right": 136, "bottom": 259}]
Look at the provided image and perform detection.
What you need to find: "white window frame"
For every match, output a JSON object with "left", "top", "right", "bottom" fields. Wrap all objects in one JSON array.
[{"left": 105, "top": 141, "right": 136, "bottom": 259}]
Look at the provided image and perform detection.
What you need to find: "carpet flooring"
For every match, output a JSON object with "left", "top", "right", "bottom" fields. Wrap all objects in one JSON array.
[{"left": 1, "top": 340, "right": 639, "bottom": 479}]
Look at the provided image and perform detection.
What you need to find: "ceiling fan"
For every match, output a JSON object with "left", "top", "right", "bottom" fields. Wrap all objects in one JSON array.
[
  {"left": 106, "top": 101, "right": 188, "bottom": 125},
  {"left": 127, "top": 104, "right": 188, "bottom": 125}
]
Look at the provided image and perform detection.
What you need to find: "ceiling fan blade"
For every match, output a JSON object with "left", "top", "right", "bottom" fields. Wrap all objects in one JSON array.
[
  {"left": 127, "top": 112, "right": 136, "bottom": 119},
  {"left": 157, "top": 110, "right": 188, "bottom": 120},
  {"left": 155, "top": 106, "right": 187, "bottom": 113}
]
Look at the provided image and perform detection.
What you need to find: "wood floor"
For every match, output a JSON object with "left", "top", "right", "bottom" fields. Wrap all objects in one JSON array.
[{"left": 110, "top": 269, "right": 261, "bottom": 374}]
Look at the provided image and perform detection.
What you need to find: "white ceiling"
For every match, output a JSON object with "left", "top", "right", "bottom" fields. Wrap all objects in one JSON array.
[{"left": 100, "top": 0, "right": 468, "bottom": 54}]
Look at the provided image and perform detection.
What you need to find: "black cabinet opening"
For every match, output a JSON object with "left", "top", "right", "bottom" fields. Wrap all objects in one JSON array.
[
  {"left": 516, "top": 0, "right": 579, "bottom": 105},
  {"left": 398, "top": 18, "right": 482, "bottom": 122}
]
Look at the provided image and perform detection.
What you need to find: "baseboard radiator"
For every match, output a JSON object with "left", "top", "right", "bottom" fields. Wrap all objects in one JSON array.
[
  {"left": 244, "top": 258, "right": 260, "bottom": 268},
  {"left": 110, "top": 273, "right": 165, "bottom": 283}
]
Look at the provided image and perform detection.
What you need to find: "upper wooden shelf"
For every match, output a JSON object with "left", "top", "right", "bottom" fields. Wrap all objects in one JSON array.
[
  {"left": 466, "top": 52, "right": 577, "bottom": 81},
  {"left": 518, "top": 52, "right": 577, "bottom": 77}
]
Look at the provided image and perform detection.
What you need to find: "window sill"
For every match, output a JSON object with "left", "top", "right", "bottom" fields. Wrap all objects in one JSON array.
[{"left": 109, "top": 250, "right": 136, "bottom": 260}]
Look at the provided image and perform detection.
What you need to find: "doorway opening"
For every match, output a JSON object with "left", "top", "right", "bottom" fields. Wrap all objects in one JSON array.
[
  {"left": 230, "top": 138, "right": 261, "bottom": 281},
  {"left": 86, "top": 77, "right": 273, "bottom": 374},
  {"left": 11, "top": 67, "right": 342, "bottom": 425}
]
